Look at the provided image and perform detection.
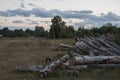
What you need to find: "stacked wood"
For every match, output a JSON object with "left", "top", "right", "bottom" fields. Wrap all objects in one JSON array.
[
  {"left": 92, "top": 64, "right": 120, "bottom": 68},
  {"left": 73, "top": 56, "right": 120, "bottom": 65},
  {"left": 75, "top": 36, "right": 120, "bottom": 56},
  {"left": 16, "top": 36, "right": 120, "bottom": 78},
  {"left": 39, "top": 54, "right": 71, "bottom": 78}
]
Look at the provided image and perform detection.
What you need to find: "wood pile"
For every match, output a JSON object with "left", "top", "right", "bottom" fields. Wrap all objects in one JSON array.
[{"left": 16, "top": 36, "right": 120, "bottom": 78}]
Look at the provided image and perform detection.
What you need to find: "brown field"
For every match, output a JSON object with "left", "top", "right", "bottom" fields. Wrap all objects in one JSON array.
[{"left": 0, "top": 38, "right": 120, "bottom": 80}]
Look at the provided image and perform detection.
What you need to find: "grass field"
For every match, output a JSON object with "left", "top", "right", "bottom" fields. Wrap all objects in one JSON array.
[{"left": 0, "top": 38, "right": 120, "bottom": 80}]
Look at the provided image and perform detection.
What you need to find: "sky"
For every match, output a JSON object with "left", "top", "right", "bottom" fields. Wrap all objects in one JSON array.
[{"left": 0, "top": 0, "right": 120, "bottom": 30}]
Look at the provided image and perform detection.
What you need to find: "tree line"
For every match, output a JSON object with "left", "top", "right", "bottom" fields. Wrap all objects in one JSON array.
[
  {"left": 0, "top": 26, "right": 48, "bottom": 37},
  {"left": 0, "top": 15, "right": 120, "bottom": 40}
]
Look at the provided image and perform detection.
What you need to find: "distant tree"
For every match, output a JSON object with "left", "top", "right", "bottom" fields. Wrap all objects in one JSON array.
[
  {"left": 76, "top": 27, "right": 94, "bottom": 37},
  {"left": 91, "top": 28, "right": 100, "bottom": 37},
  {"left": 35, "top": 26, "right": 46, "bottom": 37},
  {"left": 59, "top": 29, "right": 67, "bottom": 38},
  {"left": 100, "top": 23, "right": 117, "bottom": 34},
  {"left": 49, "top": 15, "right": 66, "bottom": 38},
  {"left": 1, "top": 27, "right": 9, "bottom": 37},
  {"left": 67, "top": 25, "right": 75, "bottom": 38},
  {"left": 25, "top": 28, "right": 34, "bottom": 37},
  {"left": 1, "top": 27, "right": 15, "bottom": 37},
  {"left": 14, "top": 29, "right": 26, "bottom": 37},
  {"left": 44, "top": 30, "right": 49, "bottom": 38},
  {"left": 76, "top": 27, "right": 85, "bottom": 37}
]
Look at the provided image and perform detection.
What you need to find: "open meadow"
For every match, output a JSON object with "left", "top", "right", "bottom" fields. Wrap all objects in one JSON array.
[{"left": 0, "top": 38, "right": 120, "bottom": 80}]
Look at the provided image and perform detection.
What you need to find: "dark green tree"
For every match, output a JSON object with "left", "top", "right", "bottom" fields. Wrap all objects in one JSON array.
[
  {"left": 67, "top": 25, "right": 75, "bottom": 38},
  {"left": 49, "top": 15, "right": 66, "bottom": 38},
  {"left": 35, "top": 26, "right": 46, "bottom": 37},
  {"left": 25, "top": 28, "right": 34, "bottom": 37},
  {"left": 1, "top": 27, "right": 9, "bottom": 37},
  {"left": 1, "top": 27, "right": 15, "bottom": 37},
  {"left": 14, "top": 29, "right": 26, "bottom": 37}
]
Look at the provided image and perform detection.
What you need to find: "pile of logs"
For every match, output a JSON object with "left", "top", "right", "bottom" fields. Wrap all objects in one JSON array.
[{"left": 16, "top": 36, "right": 120, "bottom": 78}]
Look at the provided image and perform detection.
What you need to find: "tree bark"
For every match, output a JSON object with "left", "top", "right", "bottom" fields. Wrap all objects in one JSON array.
[{"left": 73, "top": 56, "right": 120, "bottom": 65}]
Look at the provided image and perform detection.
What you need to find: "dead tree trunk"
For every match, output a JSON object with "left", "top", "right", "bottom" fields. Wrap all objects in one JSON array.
[
  {"left": 93, "top": 64, "right": 120, "bottom": 68},
  {"left": 39, "top": 54, "right": 70, "bottom": 78},
  {"left": 96, "top": 38, "right": 120, "bottom": 55},
  {"left": 81, "top": 39, "right": 118, "bottom": 56},
  {"left": 73, "top": 56, "right": 120, "bottom": 65},
  {"left": 104, "top": 38, "right": 120, "bottom": 50}
]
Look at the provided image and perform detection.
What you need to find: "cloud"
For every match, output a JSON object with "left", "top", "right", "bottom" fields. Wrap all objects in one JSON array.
[
  {"left": 13, "top": 20, "right": 24, "bottom": 23},
  {"left": 0, "top": 9, "right": 31, "bottom": 17},
  {"left": 49, "top": 9, "right": 94, "bottom": 19},
  {"left": 31, "top": 8, "right": 53, "bottom": 17},
  {"left": 0, "top": 7, "right": 120, "bottom": 27},
  {"left": 65, "top": 10, "right": 93, "bottom": 14},
  {"left": 5, "top": 19, "right": 7, "bottom": 21},
  {"left": 40, "top": 21, "right": 51, "bottom": 24},
  {"left": 28, "top": 3, "right": 36, "bottom": 7},
  {"left": 0, "top": 11, "right": 8, "bottom": 16},
  {"left": 21, "top": 3, "right": 25, "bottom": 8},
  {"left": 31, "top": 20, "right": 51, "bottom": 24},
  {"left": 0, "top": 8, "right": 94, "bottom": 18},
  {"left": 31, "top": 21, "right": 38, "bottom": 24},
  {"left": 73, "top": 12, "right": 120, "bottom": 28},
  {"left": 0, "top": 8, "right": 53, "bottom": 17},
  {"left": 102, "top": 12, "right": 120, "bottom": 21},
  {"left": 74, "top": 19, "right": 120, "bottom": 28}
]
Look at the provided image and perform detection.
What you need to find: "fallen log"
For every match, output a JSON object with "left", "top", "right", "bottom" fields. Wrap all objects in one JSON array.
[
  {"left": 89, "top": 37, "right": 103, "bottom": 47},
  {"left": 97, "top": 37, "right": 120, "bottom": 55},
  {"left": 54, "top": 47, "right": 69, "bottom": 51},
  {"left": 39, "top": 54, "right": 70, "bottom": 78},
  {"left": 93, "top": 64, "right": 120, "bottom": 68},
  {"left": 15, "top": 36, "right": 120, "bottom": 78},
  {"left": 67, "top": 65, "right": 88, "bottom": 70},
  {"left": 60, "top": 43, "right": 75, "bottom": 49},
  {"left": 73, "top": 56, "right": 120, "bottom": 65},
  {"left": 75, "top": 41, "right": 107, "bottom": 56},
  {"left": 104, "top": 38, "right": 120, "bottom": 50},
  {"left": 95, "top": 38, "right": 112, "bottom": 48},
  {"left": 81, "top": 39, "right": 118, "bottom": 56},
  {"left": 60, "top": 43, "right": 91, "bottom": 55}
]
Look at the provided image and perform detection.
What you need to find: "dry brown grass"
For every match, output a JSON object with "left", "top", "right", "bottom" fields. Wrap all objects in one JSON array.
[
  {"left": 0, "top": 38, "right": 74, "bottom": 80},
  {"left": 0, "top": 38, "right": 120, "bottom": 80}
]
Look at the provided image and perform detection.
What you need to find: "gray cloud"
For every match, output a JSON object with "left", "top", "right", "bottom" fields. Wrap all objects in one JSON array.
[
  {"left": 13, "top": 20, "right": 24, "bottom": 23},
  {"left": 49, "top": 9, "right": 94, "bottom": 19},
  {"left": 28, "top": 3, "right": 36, "bottom": 7},
  {"left": 0, "top": 7, "right": 120, "bottom": 27},
  {"left": 21, "top": 3, "right": 25, "bottom": 8},
  {"left": 31, "top": 8, "right": 53, "bottom": 17},
  {"left": 31, "top": 20, "right": 51, "bottom": 24},
  {"left": 1, "top": 9, "right": 31, "bottom": 17},
  {"left": 0, "top": 8, "right": 94, "bottom": 18},
  {"left": 31, "top": 21, "right": 38, "bottom": 24},
  {"left": 74, "top": 19, "right": 120, "bottom": 28},
  {"left": 5, "top": 19, "right": 7, "bottom": 21},
  {"left": 0, "top": 11, "right": 8, "bottom": 16},
  {"left": 65, "top": 10, "right": 93, "bottom": 14}
]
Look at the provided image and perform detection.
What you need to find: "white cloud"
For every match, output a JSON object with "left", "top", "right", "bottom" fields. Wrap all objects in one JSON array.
[
  {"left": 28, "top": 3, "right": 36, "bottom": 7},
  {"left": 0, "top": 7, "right": 120, "bottom": 30},
  {"left": 13, "top": 20, "right": 24, "bottom": 23},
  {"left": 21, "top": 3, "right": 25, "bottom": 8}
]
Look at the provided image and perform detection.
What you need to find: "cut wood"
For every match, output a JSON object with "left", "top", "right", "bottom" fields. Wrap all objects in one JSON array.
[
  {"left": 39, "top": 54, "right": 70, "bottom": 78},
  {"left": 73, "top": 56, "right": 120, "bottom": 65},
  {"left": 93, "top": 64, "right": 120, "bottom": 68}
]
